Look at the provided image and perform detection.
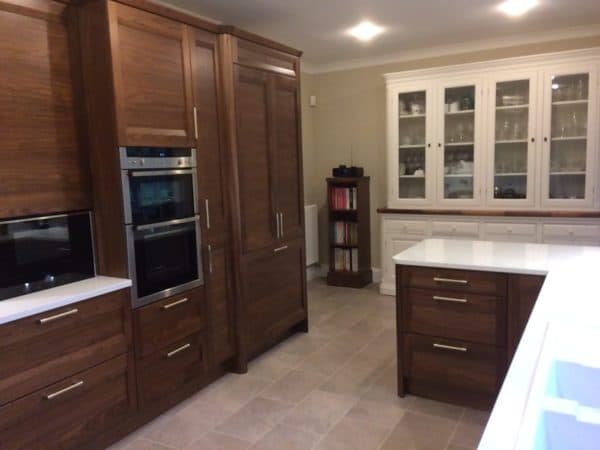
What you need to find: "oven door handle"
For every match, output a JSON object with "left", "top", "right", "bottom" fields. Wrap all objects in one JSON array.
[
  {"left": 130, "top": 169, "right": 195, "bottom": 177},
  {"left": 136, "top": 216, "right": 199, "bottom": 231}
]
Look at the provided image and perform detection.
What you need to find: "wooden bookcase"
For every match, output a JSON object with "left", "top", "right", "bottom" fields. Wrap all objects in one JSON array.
[{"left": 326, "top": 177, "right": 372, "bottom": 288}]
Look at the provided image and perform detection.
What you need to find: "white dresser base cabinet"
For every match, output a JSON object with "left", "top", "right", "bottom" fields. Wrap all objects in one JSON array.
[{"left": 380, "top": 214, "right": 600, "bottom": 295}]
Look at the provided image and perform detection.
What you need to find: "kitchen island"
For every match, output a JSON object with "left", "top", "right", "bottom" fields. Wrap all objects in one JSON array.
[{"left": 393, "top": 238, "right": 600, "bottom": 449}]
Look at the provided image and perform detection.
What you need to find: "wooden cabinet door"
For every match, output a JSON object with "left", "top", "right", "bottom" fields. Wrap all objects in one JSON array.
[
  {"left": 242, "top": 238, "right": 307, "bottom": 353},
  {"left": 206, "top": 245, "right": 235, "bottom": 363},
  {"left": 109, "top": 2, "right": 194, "bottom": 147},
  {"left": 0, "top": 0, "right": 91, "bottom": 218},
  {"left": 234, "top": 65, "right": 277, "bottom": 253},
  {"left": 271, "top": 74, "right": 304, "bottom": 241},
  {"left": 190, "top": 28, "right": 227, "bottom": 245}
]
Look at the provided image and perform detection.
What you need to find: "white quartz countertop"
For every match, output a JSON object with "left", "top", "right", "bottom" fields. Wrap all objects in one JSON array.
[
  {"left": 393, "top": 239, "right": 600, "bottom": 450},
  {"left": 0, "top": 276, "right": 132, "bottom": 325}
]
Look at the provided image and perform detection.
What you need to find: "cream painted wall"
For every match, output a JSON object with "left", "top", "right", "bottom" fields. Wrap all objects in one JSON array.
[{"left": 301, "top": 36, "right": 600, "bottom": 269}]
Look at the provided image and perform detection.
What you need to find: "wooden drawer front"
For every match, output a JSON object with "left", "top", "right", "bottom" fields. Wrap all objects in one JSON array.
[
  {"left": 431, "top": 221, "right": 479, "bottom": 239},
  {"left": 235, "top": 38, "right": 298, "bottom": 76},
  {"left": 0, "top": 354, "right": 132, "bottom": 450},
  {"left": 403, "top": 266, "right": 507, "bottom": 296},
  {"left": 404, "top": 334, "right": 505, "bottom": 401},
  {"left": 483, "top": 222, "right": 537, "bottom": 243},
  {"left": 385, "top": 219, "right": 429, "bottom": 237},
  {"left": 134, "top": 287, "right": 205, "bottom": 358},
  {"left": 403, "top": 288, "right": 505, "bottom": 345},
  {"left": 137, "top": 333, "right": 205, "bottom": 408},
  {"left": 0, "top": 289, "right": 130, "bottom": 406},
  {"left": 542, "top": 224, "right": 600, "bottom": 245}
]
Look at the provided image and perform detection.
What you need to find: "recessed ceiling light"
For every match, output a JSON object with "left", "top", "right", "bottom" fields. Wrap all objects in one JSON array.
[
  {"left": 498, "top": 0, "right": 539, "bottom": 16},
  {"left": 347, "top": 21, "right": 385, "bottom": 42}
]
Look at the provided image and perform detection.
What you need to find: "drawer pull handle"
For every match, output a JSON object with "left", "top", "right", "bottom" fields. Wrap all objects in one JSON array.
[
  {"left": 162, "top": 297, "right": 189, "bottom": 310},
  {"left": 433, "top": 277, "right": 468, "bottom": 285},
  {"left": 274, "top": 245, "right": 288, "bottom": 253},
  {"left": 433, "top": 295, "right": 468, "bottom": 304},
  {"left": 433, "top": 343, "right": 468, "bottom": 352},
  {"left": 166, "top": 343, "right": 191, "bottom": 358},
  {"left": 44, "top": 380, "right": 84, "bottom": 400},
  {"left": 38, "top": 308, "right": 79, "bottom": 324}
]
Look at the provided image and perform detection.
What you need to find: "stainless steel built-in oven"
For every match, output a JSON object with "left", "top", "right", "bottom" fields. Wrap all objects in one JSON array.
[{"left": 120, "top": 147, "right": 203, "bottom": 308}]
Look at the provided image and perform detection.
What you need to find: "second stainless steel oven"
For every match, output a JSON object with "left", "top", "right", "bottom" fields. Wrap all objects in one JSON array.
[{"left": 120, "top": 147, "right": 203, "bottom": 308}]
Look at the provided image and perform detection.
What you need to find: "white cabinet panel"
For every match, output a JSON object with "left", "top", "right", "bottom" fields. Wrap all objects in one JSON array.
[
  {"left": 542, "top": 224, "right": 600, "bottom": 246},
  {"left": 384, "top": 219, "right": 429, "bottom": 237},
  {"left": 431, "top": 220, "right": 480, "bottom": 239},
  {"left": 380, "top": 225, "right": 421, "bottom": 295},
  {"left": 483, "top": 222, "right": 537, "bottom": 242}
]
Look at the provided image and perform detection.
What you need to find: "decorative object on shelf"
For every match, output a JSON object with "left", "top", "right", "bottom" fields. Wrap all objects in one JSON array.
[{"left": 327, "top": 177, "right": 372, "bottom": 288}]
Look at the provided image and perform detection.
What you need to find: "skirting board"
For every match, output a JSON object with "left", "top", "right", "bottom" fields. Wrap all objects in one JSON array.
[{"left": 307, "top": 265, "right": 382, "bottom": 283}]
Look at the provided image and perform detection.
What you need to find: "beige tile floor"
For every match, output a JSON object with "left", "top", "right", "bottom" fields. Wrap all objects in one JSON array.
[{"left": 110, "top": 279, "right": 490, "bottom": 450}]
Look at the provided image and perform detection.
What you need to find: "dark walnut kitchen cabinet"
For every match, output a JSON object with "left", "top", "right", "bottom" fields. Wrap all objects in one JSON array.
[
  {"left": 219, "top": 32, "right": 307, "bottom": 368},
  {"left": 190, "top": 28, "right": 236, "bottom": 365},
  {"left": 396, "top": 265, "right": 546, "bottom": 409},
  {"left": 0, "top": 0, "right": 91, "bottom": 219},
  {"left": 0, "top": 289, "right": 135, "bottom": 450}
]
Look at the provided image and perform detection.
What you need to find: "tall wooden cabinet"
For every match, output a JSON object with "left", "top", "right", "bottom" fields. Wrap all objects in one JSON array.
[
  {"left": 0, "top": 0, "right": 91, "bottom": 219},
  {"left": 220, "top": 33, "right": 307, "bottom": 366}
]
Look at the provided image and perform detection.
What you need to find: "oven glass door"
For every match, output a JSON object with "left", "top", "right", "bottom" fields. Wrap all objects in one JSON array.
[
  {"left": 130, "top": 218, "right": 201, "bottom": 303},
  {"left": 127, "top": 170, "right": 197, "bottom": 225}
]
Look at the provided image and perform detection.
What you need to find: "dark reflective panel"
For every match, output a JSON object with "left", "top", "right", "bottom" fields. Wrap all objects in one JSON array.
[{"left": 0, "top": 213, "right": 95, "bottom": 301}]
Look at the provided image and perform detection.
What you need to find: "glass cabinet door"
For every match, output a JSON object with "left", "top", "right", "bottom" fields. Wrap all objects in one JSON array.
[
  {"left": 397, "top": 90, "right": 428, "bottom": 200},
  {"left": 441, "top": 84, "right": 478, "bottom": 201},
  {"left": 546, "top": 71, "right": 592, "bottom": 201},
  {"left": 490, "top": 77, "right": 535, "bottom": 203}
]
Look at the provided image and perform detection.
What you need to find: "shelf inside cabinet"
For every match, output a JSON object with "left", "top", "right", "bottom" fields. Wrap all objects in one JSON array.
[
  {"left": 399, "top": 174, "right": 426, "bottom": 179},
  {"left": 445, "top": 174, "right": 474, "bottom": 178},
  {"left": 445, "top": 142, "right": 474, "bottom": 147},
  {"left": 551, "top": 136, "right": 587, "bottom": 142},
  {"left": 552, "top": 99, "right": 588, "bottom": 106},
  {"left": 495, "top": 172, "right": 527, "bottom": 177},
  {"left": 399, "top": 144, "right": 426, "bottom": 149},
  {"left": 550, "top": 172, "right": 586, "bottom": 176},
  {"left": 496, "top": 104, "right": 529, "bottom": 110},
  {"left": 496, "top": 139, "right": 528, "bottom": 144},
  {"left": 445, "top": 109, "right": 474, "bottom": 115},
  {"left": 399, "top": 114, "right": 426, "bottom": 119}
]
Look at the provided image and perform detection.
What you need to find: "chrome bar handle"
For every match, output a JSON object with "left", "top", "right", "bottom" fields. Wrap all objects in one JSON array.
[
  {"left": 38, "top": 308, "right": 78, "bottom": 325},
  {"left": 433, "top": 295, "right": 468, "bottom": 304},
  {"left": 44, "top": 380, "right": 84, "bottom": 400},
  {"left": 433, "top": 343, "right": 468, "bottom": 352},
  {"left": 207, "top": 244, "right": 213, "bottom": 274},
  {"left": 193, "top": 106, "right": 199, "bottom": 140},
  {"left": 274, "top": 245, "right": 288, "bottom": 253},
  {"left": 162, "top": 297, "right": 189, "bottom": 310},
  {"left": 433, "top": 277, "right": 468, "bottom": 285},
  {"left": 279, "top": 212, "right": 284, "bottom": 238},
  {"left": 275, "top": 213, "right": 281, "bottom": 238},
  {"left": 166, "top": 343, "right": 191, "bottom": 358},
  {"left": 204, "top": 199, "right": 211, "bottom": 230}
]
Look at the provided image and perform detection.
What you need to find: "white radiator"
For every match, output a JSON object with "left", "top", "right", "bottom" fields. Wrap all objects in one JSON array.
[{"left": 304, "top": 204, "right": 319, "bottom": 266}]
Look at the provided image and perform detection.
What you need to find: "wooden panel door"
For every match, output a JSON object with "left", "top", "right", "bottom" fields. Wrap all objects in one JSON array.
[
  {"left": 242, "top": 238, "right": 307, "bottom": 353},
  {"left": 272, "top": 74, "right": 304, "bottom": 241},
  {"left": 108, "top": 1, "right": 194, "bottom": 147},
  {"left": 206, "top": 245, "right": 235, "bottom": 363},
  {"left": 190, "top": 27, "right": 227, "bottom": 245},
  {"left": 0, "top": 0, "right": 90, "bottom": 219},
  {"left": 234, "top": 65, "right": 277, "bottom": 253}
]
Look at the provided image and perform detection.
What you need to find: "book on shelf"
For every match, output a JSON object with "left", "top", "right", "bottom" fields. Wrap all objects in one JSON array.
[
  {"left": 333, "top": 221, "right": 358, "bottom": 246},
  {"left": 333, "top": 248, "right": 359, "bottom": 272},
  {"left": 330, "top": 187, "right": 357, "bottom": 210}
]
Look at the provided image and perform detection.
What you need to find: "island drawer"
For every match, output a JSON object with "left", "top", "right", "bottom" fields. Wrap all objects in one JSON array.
[
  {"left": 402, "top": 288, "right": 505, "bottom": 346},
  {"left": 0, "top": 289, "right": 131, "bottom": 406},
  {"left": 136, "top": 332, "right": 206, "bottom": 408},
  {"left": 403, "top": 266, "right": 507, "bottom": 296},
  {"left": 134, "top": 287, "right": 205, "bottom": 358},
  {"left": 0, "top": 354, "right": 133, "bottom": 450},
  {"left": 402, "top": 333, "right": 505, "bottom": 408}
]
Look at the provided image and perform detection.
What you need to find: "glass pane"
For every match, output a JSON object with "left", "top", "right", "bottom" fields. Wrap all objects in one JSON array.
[
  {"left": 494, "top": 79, "right": 529, "bottom": 199},
  {"left": 443, "top": 86, "right": 475, "bottom": 199},
  {"left": 549, "top": 73, "right": 589, "bottom": 199},
  {"left": 398, "top": 91, "right": 426, "bottom": 199}
]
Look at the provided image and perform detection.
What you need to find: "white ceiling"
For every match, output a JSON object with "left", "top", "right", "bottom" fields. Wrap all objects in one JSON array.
[{"left": 163, "top": 0, "right": 600, "bottom": 72}]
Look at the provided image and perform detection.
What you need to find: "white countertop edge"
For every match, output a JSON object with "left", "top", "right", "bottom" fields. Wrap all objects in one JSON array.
[
  {"left": 0, "top": 276, "right": 132, "bottom": 325},
  {"left": 391, "top": 258, "right": 550, "bottom": 276}
]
